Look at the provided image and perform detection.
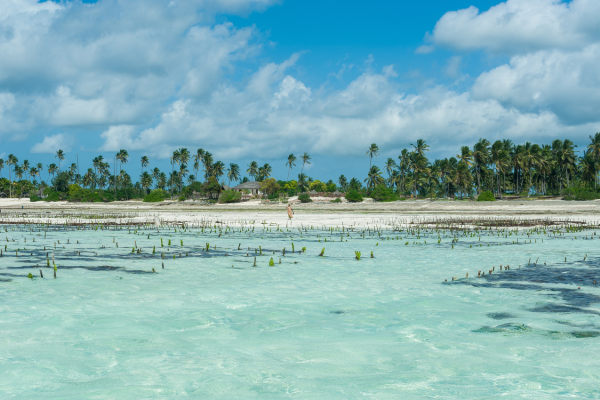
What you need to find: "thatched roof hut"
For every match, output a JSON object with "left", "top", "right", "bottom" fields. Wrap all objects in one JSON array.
[{"left": 232, "top": 181, "right": 262, "bottom": 195}]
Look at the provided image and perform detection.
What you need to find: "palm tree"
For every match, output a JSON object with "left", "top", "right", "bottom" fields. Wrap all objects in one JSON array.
[
  {"left": 521, "top": 142, "right": 541, "bottom": 197},
  {"left": 384, "top": 158, "right": 397, "bottom": 183},
  {"left": 36, "top": 163, "right": 43, "bottom": 180},
  {"left": 457, "top": 146, "right": 473, "bottom": 167},
  {"left": 285, "top": 154, "right": 297, "bottom": 181},
  {"left": 472, "top": 138, "right": 491, "bottom": 194},
  {"left": 193, "top": 148, "right": 205, "bottom": 180},
  {"left": 366, "top": 143, "right": 379, "bottom": 169},
  {"left": 115, "top": 149, "right": 128, "bottom": 191},
  {"left": 261, "top": 163, "right": 272, "bottom": 181},
  {"left": 580, "top": 151, "right": 597, "bottom": 188},
  {"left": 83, "top": 168, "right": 95, "bottom": 189},
  {"left": 152, "top": 168, "right": 161, "bottom": 188},
  {"left": 29, "top": 167, "right": 38, "bottom": 184},
  {"left": 14, "top": 165, "right": 24, "bottom": 198},
  {"left": 170, "top": 150, "right": 180, "bottom": 196},
  {"left": 455, "top": 161, "right": 472, "bottom": 198},
  {"left": 409, "top": 153, "right": 430, "bottom": 197},
  {"left": 141, "top": 156, "right": 149, "bottom": 175},
  {"left": 158, "top": 172, "right": 167, "bottom": 190},
  {"left": 247, "top": 161, "right": 258, "bottom": 181},
  {"left": 0, "top": 158, "right": 4, "bottom": 178},
  {"left": 297, "top": 173, "right": 308, "bottom": 192},
  {"left": 140, "top": 171, "right": 153, "bottom": 193},
  {"left": 587, "top": 133, "right": 600, "bottom": 188},
  {"left": 22, "top": 159, "right": 30, "bottom": 172},
  {"left": 227, "top": 163, "right": 240, "bottom": 185},
  {"left": 300, "top": 152, "right": 311, "bottom": 174},
  {"left": 212, "top": 161, "right": 225, "bottom": 181},
  {"left": 55, "top": 149, "right": 65, "bottom": 171},
  {"left": 338, "top": 175, "right": 347, "bottom": 191},
  {"left": 7, "top": 154, "right": 18, "bottom": 198},
  {"left": 179, "top": 164, "right": 189, "bottom": 192},
  {"left": 411, "top": 139, "right": 429, "bottom": 156},
  {"left": 398, "top": 149, "right": 410, "bottom": 193},
  {"left": 364, "top": 165, "right": 383, "bottom": 189},
  {"left": 201, "top": 152, "right": 214, "bottom": 179},
  {"left": 47, "top": 163, "right": 58, "bottom": 185}
]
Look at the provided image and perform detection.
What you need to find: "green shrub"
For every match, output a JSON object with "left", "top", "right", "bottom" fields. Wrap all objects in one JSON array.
[
  {"left": 564, "top": 187, "right": 600, "bottom": 201},
  {"left": 369, "top": 185, "right": 398, "bottom": 202},
  {"left": 218, "top": 190, "right": 242, "bottom": 203},
  {"left": 30, "top": 194, "right": 41, "bottom": 202},
  {"left": 143, "top": 190, "right": 165, "bottom": 202},
  {"left": 345, "top": 189, "right": 363, "bottom": 203},
  {"left": 43, "top": 191, "right": 61, "bottom": 202},
  {"left": 330, "top": 197, "right": 342, "bottom": 203},
  {"left": 298, "top": 193, "right": 312, "bottom": 203},
  {"left": 477, "top": 191, "right": 496, "bottom": 201},
  {"left": 178, "top": 195, "right": 186, "bottom": 201}
]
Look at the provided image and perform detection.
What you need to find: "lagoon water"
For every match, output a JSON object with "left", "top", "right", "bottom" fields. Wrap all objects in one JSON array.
[{"left": 1, "top": 223, "right": 599, "bottom": 398}]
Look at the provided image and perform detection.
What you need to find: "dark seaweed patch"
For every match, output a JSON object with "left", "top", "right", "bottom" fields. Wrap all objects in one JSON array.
[
  {"left": 473, "top": 323, "right": 531, "bottom": 333},
  {"left": 487, "top": 312, "right": 516, "bottom": 320},
  {"left": 569, "top": 331, "right": 600, "bottom": 338}
]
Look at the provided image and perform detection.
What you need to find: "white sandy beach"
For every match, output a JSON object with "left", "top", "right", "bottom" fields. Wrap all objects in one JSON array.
[{"left": 1, "top": 198, "right": 600, "bottom": 229}]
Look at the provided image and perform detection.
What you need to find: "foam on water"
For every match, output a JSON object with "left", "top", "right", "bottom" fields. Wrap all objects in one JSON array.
[{"left": 0, "top": 223, "right": 599, "bottom": 398}]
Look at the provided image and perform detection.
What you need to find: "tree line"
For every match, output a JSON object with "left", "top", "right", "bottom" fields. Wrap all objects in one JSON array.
[{"left": 0, "top": 133, "right": 599, "bottom": 200}]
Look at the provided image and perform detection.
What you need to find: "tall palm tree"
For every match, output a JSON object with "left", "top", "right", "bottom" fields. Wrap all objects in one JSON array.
[
  {"left": 47, "top": 163, "right": 58, "bottom": 185},
  {"left": 179, "top": 148, "right": 190, "bottom": 168},
  {"left": 384, "top": 158, "right": 397, "bottom": 183},
  {"left": 212, "top": 161, "right": 225, "bottom": 181},
  {"left": 521, "top": 142, "right": 541, "bottom": 197},
  {"left": 201, "top": 152, "right": 213, "bottom": 179},
  {"left": 472, "top": 138, "right": 491, "bottom": 194},
  {"left": 338, "top": 175, "right": 347, "bottom": 191},
  {"left": 366, "top": 143, "right": 379, "bottom": 169},
  {"left": 227, "top": 163, "right": 240, "bottom": 185},
  {"left": 36, "top": 163, "right": 43, "bottom": 181},
  {"left": 580, "top": 151, "right": 597, "bottom": 188},
  {"left": 22, "top": 159, "right": 30, "bottom": 172},
  {"left": 0, "top": 158, "right": 4, "bottom": 178},
  {"left": 587, "top": 133, "right": 600, "bottom": 188},
  {"left": 457, "top": 146, "right": 473, "bottom": 167},
  {"left": 13, "top": 165, "right": 24, "bottom": 198},
  {"left": 300, "top": 152, "right": 311, "bottom": 174},
  {"left": 257, "top": 163, "right": 272, "bottom": 181},
  {"left": 247, "top": 161, "right": 258, "bottom": 181},
  {"left": 140, "top": 156, "right": 149, "bottom": 175},
  {"left": 364, "top": 165, "right": 384, "bottom": 189},
  {"left": 297, "top": 173, "right": 308, "bottom": 192},
  {"left": 7, "top": 154, "right": 18, "bottom": 198},
  {"left": 285, "top": 154, "right": 297, "bottom": 181},
  {"left": 169, "top": 150, "right": 180, "bottom": 196},
  {"left": 140, "top": 171, "right": 153, "bottom": 193},
  {"left": 193, "top": 148, "right": 205, "bottom": 180},
  {"left": 55, "top": 149, "right": 65, "bottom": 171},
  {"left": 29, "top": 167, "right": 38, "bottom": 184},
  {"left": 411, "top": 139, "right": 429, "bottom": 157},
  {"left": 398, "top": 149, "right": 410, "bottom": 193}
]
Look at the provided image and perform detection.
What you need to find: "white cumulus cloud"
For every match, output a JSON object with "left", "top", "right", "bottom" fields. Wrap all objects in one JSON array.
[
  {"left": 431, "top": 0, "right": 600, "bottom": 54},
  {"left": 30, "top": 134, "right": 73, "bottom": 154}
]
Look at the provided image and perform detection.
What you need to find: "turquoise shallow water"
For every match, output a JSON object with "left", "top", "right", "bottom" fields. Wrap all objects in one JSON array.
[{"left": 1, "top": 223, "right": 600, "bottom": 398}]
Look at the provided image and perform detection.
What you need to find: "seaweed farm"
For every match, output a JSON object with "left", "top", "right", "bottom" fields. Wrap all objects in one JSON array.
[{"left": 1, "top": 215, "right": 600, "bottom": 398}]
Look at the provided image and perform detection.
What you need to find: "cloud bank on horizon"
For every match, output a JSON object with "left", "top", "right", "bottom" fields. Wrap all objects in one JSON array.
[{"left": 1, "top": 0, "right": 599, "bottom": 164}]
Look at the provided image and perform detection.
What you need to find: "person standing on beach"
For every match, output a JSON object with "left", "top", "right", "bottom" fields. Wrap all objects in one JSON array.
[{"left": 287, "top": 203, "right": 294, "bottom": 224}]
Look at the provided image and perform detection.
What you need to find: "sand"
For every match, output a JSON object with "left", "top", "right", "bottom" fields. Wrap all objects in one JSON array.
[{"left": 1, "top": 197, "right": 600, "bottom": 228}]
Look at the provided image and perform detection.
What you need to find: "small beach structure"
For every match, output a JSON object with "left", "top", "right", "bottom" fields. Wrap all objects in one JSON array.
[
  {"left": 309, "top": 190, "right": 319, "bottom": 197},
  {"left": 231, "top": 181, "right": 262, "bottom": 196}
]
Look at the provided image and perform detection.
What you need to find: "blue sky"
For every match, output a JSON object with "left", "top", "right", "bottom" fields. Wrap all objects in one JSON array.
[{"left": 1, "top": 0, "right": 598, "bottom": 183}]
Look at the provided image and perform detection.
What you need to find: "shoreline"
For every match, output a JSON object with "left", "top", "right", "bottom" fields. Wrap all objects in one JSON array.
[{"left": 1, "top": 198, "right": 600, "bottom": 228}]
